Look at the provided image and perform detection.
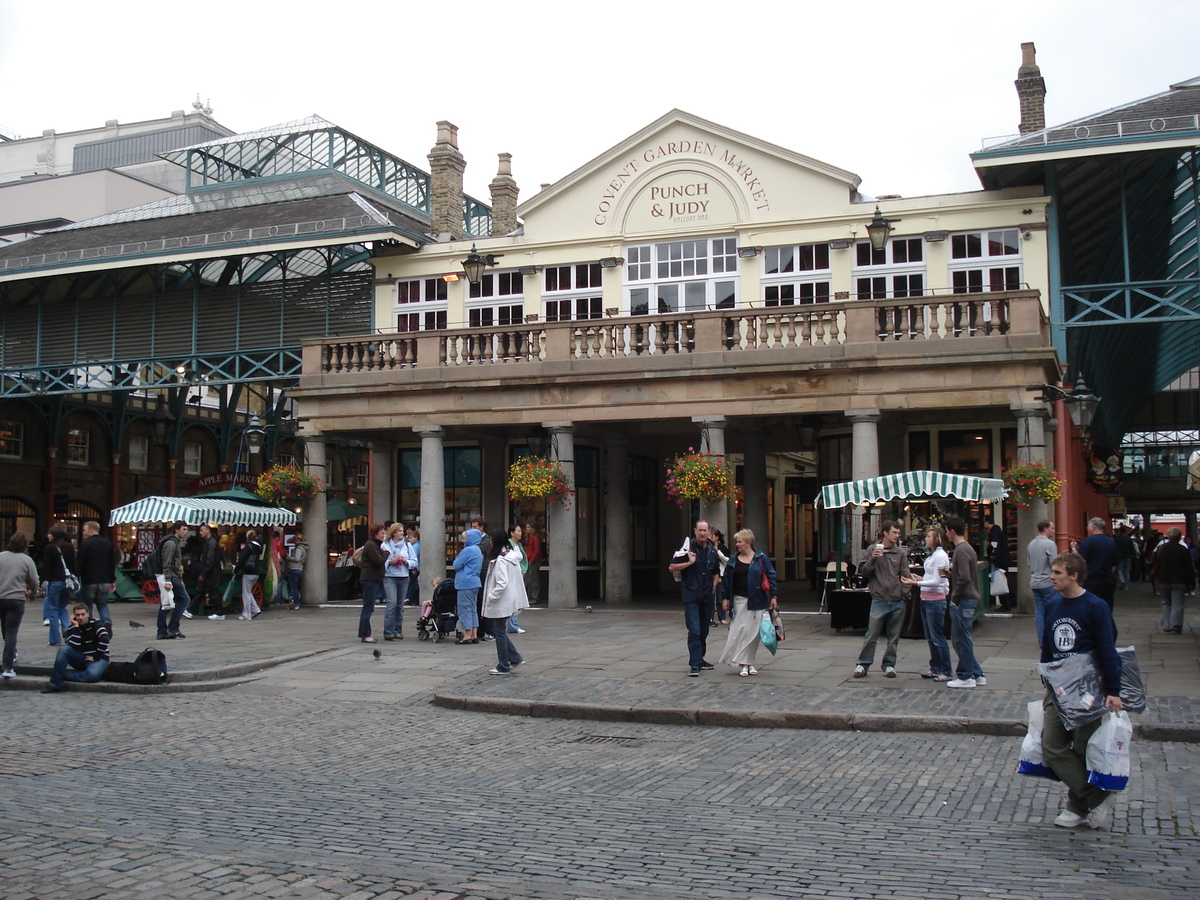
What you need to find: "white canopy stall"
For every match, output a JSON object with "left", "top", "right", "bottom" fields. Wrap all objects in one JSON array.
[{"left": 109, "top": 496, "right": 297, "bottom": 528}]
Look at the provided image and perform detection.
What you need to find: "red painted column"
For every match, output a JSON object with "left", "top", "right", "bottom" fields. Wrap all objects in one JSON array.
[
  {"left": 46, "top": 446, "right": 58, "bottom": 527},
  {"left": 110, "top": 452, "right": 122, "bottom": 540},
  {"left": 168, "top": 458, "right": 178, "bottom": 496},
  {"left": 1053, "top": 398, "right": 1081, "bottom": 551}
]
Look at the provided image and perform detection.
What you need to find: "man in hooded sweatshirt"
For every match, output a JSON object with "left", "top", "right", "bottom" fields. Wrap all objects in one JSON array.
[{"left": 453, "top": 529, "right": 483, "bottom": 644}]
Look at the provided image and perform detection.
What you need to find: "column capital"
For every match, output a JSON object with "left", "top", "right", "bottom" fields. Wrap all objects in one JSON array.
[
  {"left": 413, "top": 425, "right": 445, "bottom": 438},
  {"left": 1011, "top": 405, "right": 1049, "bottom": 420},
  {"left": 845, "top": 409, "right": 882, "bottom": 423},
  {"left": 544, "top": 422, "right": 575, "bottom": 434},
  {"left": 691, "top": 415, "right": 727, "bottom": 426}
]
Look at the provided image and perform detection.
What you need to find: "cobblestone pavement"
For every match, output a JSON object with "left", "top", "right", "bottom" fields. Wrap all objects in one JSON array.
[{"left": 2, "top": 684, "right": 1197, "bottom": 900}]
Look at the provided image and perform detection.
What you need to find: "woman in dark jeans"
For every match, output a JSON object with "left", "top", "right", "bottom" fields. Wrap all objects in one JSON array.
[
  {"left": 357, "top": 524, "right": 388, "bottom": 643},
  {"left": 40, "top": 525, "right": 76, "bottom": 646},
  {"left": 236, "top": 530, "right": 263, "bottom": 621}
]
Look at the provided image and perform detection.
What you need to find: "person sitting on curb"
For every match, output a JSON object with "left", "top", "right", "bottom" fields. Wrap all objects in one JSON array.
[{"left": 42, "top": 603, "right": 110, "bottom": 693}]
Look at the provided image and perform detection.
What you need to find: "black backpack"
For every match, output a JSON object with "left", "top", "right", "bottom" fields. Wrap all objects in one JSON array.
[
  {"left": 141, "top": 538, "right": 170, "bottom": 581},
  {"left": 132, "top": 647, "right": 169, "bottom": 685}
]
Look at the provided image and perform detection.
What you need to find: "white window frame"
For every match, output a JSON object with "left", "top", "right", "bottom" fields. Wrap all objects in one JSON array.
[
  {"left": 949, "top": 229, "right": 1023, "bottom": 294},
  {"left": 129, "top": 434, "right": 149, "bottom": 471},
  {"left": 66, "top": 428, "right": 90, "bottom": 466},
  {"left": 182, "top": 441, "right": 203, "bottom": 476},
  {"left": 852, "top": 237, "right": 926, "bottom": 300},
  {"left": 467, "top": 269, "right": 524, "bottom": 328},
  {"left": 624, "top": 237, "right": 739, "bottom": 315},
  {"left": 0, "top": 420, "right": 23, "bottom": 459},
  {"left": 763, "top": 243, "right": 832, "bottom": 306},
  {"left": 544, "top": 263, "right": 604, "bottom": 322},
  {"left": 394, "top": 277, "right": 448, "bottom": 332}
]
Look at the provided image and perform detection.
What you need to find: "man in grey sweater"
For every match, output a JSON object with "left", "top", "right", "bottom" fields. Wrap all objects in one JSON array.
[
  {"left": 945, "top": 517, "right": 984, "bottom": 688},
  {"left": 1027, "top": 519, "right": 1057, "bottom": 648},
  {"left": 853, "top": 521, "right": 908, "bottom": 678}
]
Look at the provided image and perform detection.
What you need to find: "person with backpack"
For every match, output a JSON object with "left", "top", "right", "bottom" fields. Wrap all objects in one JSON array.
[
  {"left": 42, "top": 603, "right": 110, "bottom": 693},
  {"left": 39, "top": 525, "right": 77, "bottom": 647},
  {"left": 156, "top": 521, "right": 191, "bottom": 640},
  {"left": 235, "top": 530, "right": 264, "bottom": 621}
]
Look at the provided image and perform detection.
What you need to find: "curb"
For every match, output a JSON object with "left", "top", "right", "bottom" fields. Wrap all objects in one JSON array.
[
  {"left": 2, "top": 648, "right": 329, "bottom": 694},
  {"left": 431, "top": 692, "right": 1200, "bottom": 742}
]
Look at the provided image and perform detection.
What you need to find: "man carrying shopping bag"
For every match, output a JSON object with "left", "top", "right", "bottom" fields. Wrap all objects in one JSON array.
[{"left": 1040, "top": 551, "right": 1124, "bottom": 830}]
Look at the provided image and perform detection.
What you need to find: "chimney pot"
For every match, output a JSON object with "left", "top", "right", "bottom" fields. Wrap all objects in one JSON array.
[{"left": 1015, "top": 42, "right": 1047, "bottom": 135}]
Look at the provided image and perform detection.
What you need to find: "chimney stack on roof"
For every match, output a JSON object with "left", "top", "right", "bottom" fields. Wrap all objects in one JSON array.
[
  {"left": 489, "top": 152, "right": 519, "bottom": 236},
  {"left": 427, "top": 121, "right": 466, "bottom": 241},
  {"left": 1015, "top": 42, "right": 1047, "bottom": 135}
]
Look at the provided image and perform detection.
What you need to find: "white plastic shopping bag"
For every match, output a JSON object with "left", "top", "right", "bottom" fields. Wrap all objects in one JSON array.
[
  {"left": 1016, "top": 700, "right": 1060, "bottom": 780},
  {"left": 156, "top": 574, "right": 175, "bottom": 610},
  {"left": 1085, "top": 711, "right": 1132, "bottom": 791}
]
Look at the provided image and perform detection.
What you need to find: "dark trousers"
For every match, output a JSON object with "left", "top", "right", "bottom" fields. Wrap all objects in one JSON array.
[
  {"left": 1, "top": 597, "right": 24, "bottom": 669},
  {"left": 1084, "top": 574, "right": 1116, "bottom": 610}
]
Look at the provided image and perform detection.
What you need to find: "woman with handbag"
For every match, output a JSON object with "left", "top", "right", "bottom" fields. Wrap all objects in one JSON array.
[
  {"left": 235, "top": 530, "right": 263, "bottom": 622},
  {"left": 39, "top": 525, "right": 77, "bottom": 647},
  {"left": 717, "top": 529, "right": 778, "bottom": 676},
  {"left": 902, "top": 527, "right": 952, "bottom": 682}
]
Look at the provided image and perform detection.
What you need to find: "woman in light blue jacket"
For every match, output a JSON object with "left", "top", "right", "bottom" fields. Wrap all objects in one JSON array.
[
  {"left": 381, "top": 523, "right": 411, "bottom": 640},
  {"left": 452, "top": 528, "right": 483, "bottom": 644}
]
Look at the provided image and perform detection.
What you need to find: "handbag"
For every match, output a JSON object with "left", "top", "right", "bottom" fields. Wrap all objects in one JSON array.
[
  {"left": 991, "top": 568, "right": 1009, "bottom": 594},
  {"left": 1086, "top": 710, "right": 1132, "bottom": 791},
  {"left": 760, "top": 566, "right": 771, "bottom": 595},
  {"left": 770, "top": 609, "right": 786, "bottom": 642},
  {"left": 759, "top": 612, "right": 778, "bottom": 655},
  {"left": 57, "top": 547, "right": 81, "bottom": 594}
]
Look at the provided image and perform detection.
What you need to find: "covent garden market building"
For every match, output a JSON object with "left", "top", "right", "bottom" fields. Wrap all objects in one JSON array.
[{"left": 4, "top": 60, "right": 1198, "bottom": 608}]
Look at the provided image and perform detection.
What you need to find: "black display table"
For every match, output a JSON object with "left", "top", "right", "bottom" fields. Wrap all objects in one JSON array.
[{"left": 828, "top": 586, "right": 925, "bottom": 638}]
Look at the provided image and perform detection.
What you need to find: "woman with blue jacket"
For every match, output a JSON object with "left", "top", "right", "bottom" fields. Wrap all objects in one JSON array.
[
  {"left": 452, "top": 528, "right": 483, "bottom": 644},
  {"left": 717, "top": 528, "right": 778, "bottom": 676}
]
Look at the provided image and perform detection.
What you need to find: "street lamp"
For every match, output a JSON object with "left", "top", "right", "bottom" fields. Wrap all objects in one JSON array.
[
  {"left": 460, "top": 244, "right": 503, "bottom": 285},
  {"left": 244, "top": 415, "right": 266, "bottom": 454},
  {"left": 1066, "top": 378, "right": 1099, "bottom": 431},
  {"left": 866, "top": 206, "right": 897, "bottom": 252}
]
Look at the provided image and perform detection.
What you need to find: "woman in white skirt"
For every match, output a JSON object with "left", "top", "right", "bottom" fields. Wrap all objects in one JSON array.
[{"left": 717, "top": 529, "right": 778, "bottom": 676}]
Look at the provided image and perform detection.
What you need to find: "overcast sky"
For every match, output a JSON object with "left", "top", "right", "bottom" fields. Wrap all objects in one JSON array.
[{"left": 2, "top": 1, "right": 1196, "bottom": 202}]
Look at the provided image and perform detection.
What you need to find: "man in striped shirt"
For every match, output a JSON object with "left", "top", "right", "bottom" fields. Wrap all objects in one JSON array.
[{"left": 42, "top": 604, "right": 110, "bottom": 693}]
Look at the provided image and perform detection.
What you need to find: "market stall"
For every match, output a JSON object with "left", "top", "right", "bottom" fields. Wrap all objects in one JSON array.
[{"left": 816, "top": 470, "right": 1007, "bottom": 632}]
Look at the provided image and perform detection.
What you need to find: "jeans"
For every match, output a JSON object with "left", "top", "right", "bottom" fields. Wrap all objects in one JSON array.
[
  {"left": 1159, "top": 583, "right": 1187, "bottom": 630},
  {"left": 45, "top": 582, "right": 70, "bottom": 644},
  {"left": 457, "top": 588, "right": 480, "bottom": 630},
  {"left": 286, "top": 568, "right": 303, "bottom": 604},
  {"left": 49, "top": 645, "right": 109, "bottom": 688},
  {"left": 949, "top": 601, "right": 983, "bottom": 679},
  {"left": 1041, "top": 694, "right": 1109, "bottom": 816},
  {"left": 1032, "top": 586, "right": 1056, "bottom": 648},
  {"left": 359, "top": 579, "right": 382, "bottom": 638},
  {"left": 856, "top": 599, "right": 905, "bottom": 670},
  {"left": 1, "top": 597, "right": 24, "bottom": 669},
  {"left": 683, "top": 597, "right": 714, "bottom": 668},
  {"left": 157, "top": 575, "right": 190, "bottom": 635},
  {"left": 1117, "top": 559, "right": 1132, "bottom": 587},
  {"left": 406, "top": 574, "right": 419, "bottom": 605},
  {"left": 383, "top": 576, "right": 408, "bottom": 636},
  {"left": 919, "top": 599, "right": 951, "bottom": 677},
  {"left": 507, "top": 612, "right": 521, "bottom": 632},
  {"left": 488, "top": 616, "right": 523, "bottom": 671},
  {"left": 81, "top": 583, "right": 112, "bottom": 628}
]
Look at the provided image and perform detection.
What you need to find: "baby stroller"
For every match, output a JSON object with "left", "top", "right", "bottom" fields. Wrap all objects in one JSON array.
[{"left": 416, "top": 577, "right": 459, "bottom": 642}]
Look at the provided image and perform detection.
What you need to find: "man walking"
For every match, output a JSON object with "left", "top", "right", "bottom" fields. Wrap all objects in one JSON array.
[
  {"left": 75, "top": 520, "right": 115, "bottom": 631},
  {"left": 945, "top": 517, "right": 985, "bottom": 688},
  {"left": 1040, "top": 551, "right": 1123, "bottom": 829},
  {"left": 1077, "top": 517, "right": 1118, "bottom": 609},
  {"left": 1027, "top": 519, "right": 1057, "bottom": 649},
  {"left": 1114, "top": 525, "right": 1137, "bottom": 589},
  {"left": 669, "top": 519, "right": 720, "bottom": 677},
  {"left": 853, "top": 520, "right": 907, "bottom": 679},
  {"left": 157, "top": 520, "right": 190, "bottom": 640}
]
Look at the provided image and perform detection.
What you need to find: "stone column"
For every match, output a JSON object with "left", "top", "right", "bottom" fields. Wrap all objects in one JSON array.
[
  {"left": 370, "top": 441, "right": 394, "bottom": 526},
  {"left": 742, "top": 429, "right": 768, "bottom": 547},
  {"left": 694, "top": 415, "right": 729, "bottom": 539},
  {"left": 415, "top": 426, "right": 446, "bottom": 603},
  {"left": 604, "top": 436, "right": 632, "bottom": 605},
  {"left": 846, "top": 410, "right": 881, "bottom": 547},
  {"left": 1013, "top": 407, "right": 1050, "bottom": 614},
  {"left": 546, "top": 423, "right": 577, "bottom": 608},
  {"left": 481, "top": 434, "right": 508, "bottom": 531},
  {"left": 300, "top": 433, "right": 328, "bottom": 605}
]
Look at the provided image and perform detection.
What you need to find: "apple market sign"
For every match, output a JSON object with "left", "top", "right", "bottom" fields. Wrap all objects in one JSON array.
[{"left": 593, "top": 140, "right": 770, "bottom": 226}]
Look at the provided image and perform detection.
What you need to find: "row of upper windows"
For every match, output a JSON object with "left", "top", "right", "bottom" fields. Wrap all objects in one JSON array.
[
  {"left": 393, "top": 230, "right": 1023, "bottom": 302},
  {"left": 0, "top": 421, "right": 207, "bottom": 474}
]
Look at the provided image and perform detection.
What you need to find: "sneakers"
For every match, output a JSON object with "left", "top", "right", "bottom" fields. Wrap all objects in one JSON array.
[
  {"left": 884, "top": 666, "right": 897, "bottom": 678},
  {"left": 698, "top": 661, "right": 715, "bottom": 670},
  {"left": 510, "top": 659, "right": 524, "bottom": 668},
  {"left": 689, "top": 667, "right": 700, "bottom": 677},
  {"left": 853, "top": 665, "right": 868, "bottom": 678},
  {"left": 172, "top": 632, "right": 186, "bottom": 639},
  {"left": 975, "top": 675, "right": 987, "bottom": 686},
  {"left": 488, "top": 667, "right": 511, "bottom": 675},
  {"left": 1054, "top": 810, "right": 1085, "bottom": 828},
  {"left": 1086, "top": 793, "right": 1118, "bottom": 830},
  {"left": 1, "top": 668, "right": 15, "bottom": 679},
  {"left": 946, "top": 677, "right": 976, "bottom": 688},
  {"left": 43, "top": 618, "right": 50, "bottom": 626},
  {"left": 482, "top": 633, "right": 496, "bottom": 642},
  {"left": 507, "top": 627, "right": 526, "bottom": 634},
  {"left": 157, "top": 632, "right": 175, "bottom": 640},
  {"left": 182, "top": 610, "right": 193, "bottom": 619},
  {"left": 208, "top": 614, "right": 225, "bottom": 620}
]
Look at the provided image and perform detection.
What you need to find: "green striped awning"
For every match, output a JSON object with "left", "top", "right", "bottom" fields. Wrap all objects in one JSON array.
[
  {"left": 818, "top": 470, "right": 1007, "bottom": 509},
  {"left": 108, "top": 496, "right": 298, "bottom": 527}
]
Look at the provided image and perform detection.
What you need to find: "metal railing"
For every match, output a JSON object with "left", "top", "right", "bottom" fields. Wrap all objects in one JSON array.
[{"left": 981, "top": 113, "right": 1200, "bottom": 151}]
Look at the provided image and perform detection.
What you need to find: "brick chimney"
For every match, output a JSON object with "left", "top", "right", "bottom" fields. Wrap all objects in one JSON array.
[
  {"left": 427, "top": 121, "right": 466, "bottom": 241},
  {"left": 1015, "top": 42, "right": 1047, "bottom": 134},
  {"left": 488, "top": 153, "right": 519, "bottom": 236}
]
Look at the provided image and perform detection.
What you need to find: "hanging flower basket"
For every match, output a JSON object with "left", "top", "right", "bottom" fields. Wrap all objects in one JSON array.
[
  {"left": 665, "top": 449, "right": 736, "bottom": 507},
  {"left": 507, "top": 457, "right": 573, "bottom": 508},
  {"left": 256, "top": 464, "right": 324, "bottom": 505},
  {"left": 1001, "top": 460, "right": 1065, "bottom": 510}
]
